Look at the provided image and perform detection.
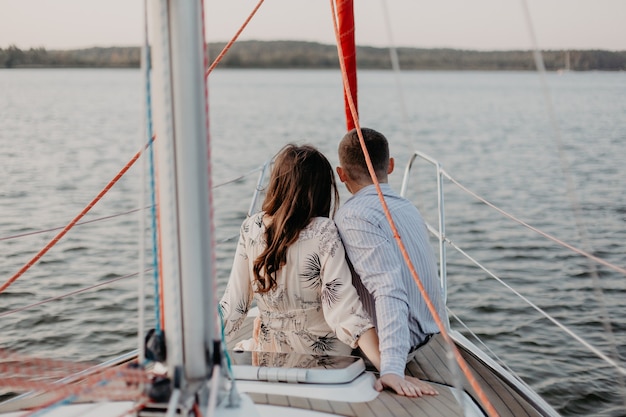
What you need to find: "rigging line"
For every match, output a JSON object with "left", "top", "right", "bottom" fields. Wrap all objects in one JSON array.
[
  {"left": 214, "top": 166, "right": 263, "bottom": 189},
  {"left": 423, "top": 218, "right": 622, "bottom": 375},
  {"left": 143, "top": 0, "right": 161, "bottom": 338},
  {"left": 200, "top": 0, "right": 220, "bottom": 344},
  {"left": 447, "top": 310, "right": 523, "bottom": 382},
  {"left": 442, "top": 169, "right": 626, "bottom": 277},
  {"left": 520, "top": 1, "right": 604, "bottom": 274},
  {"left": 378, "top": 0, "right": 411, "bottom": 132},
  {"left": 139, "top": 0, "right": 150, "bottom": 365},
  {"left": 0, "top": 350, "right": 140, "bottom": 409},
  {"left": 217, "top": 306, "right": 240, "bottom": 408},
  {"left": 520, "top": 0, "right": 625, "bottom": 400},
  {"left": 329, "top": 2, "right": 498, "bottom": 416},
  {"left": 0, "top": 208, "right": 145, "bottom": 242},
  {"left": 205, "top": 0, "right": 265, "bottom": 76},
  {"left": 0, "top": 137, "right": 154, "bottom": 295},
  {"left": 16, "top": 366, "right": 149, "bottom": 417},
  {"left": 0, "top": 169, "right": 260, "bottom": 242},
  {"left": 155, "top": 0, "right": 180, "bottom": 352},
  {"left": 23, "top": 394, "right": 79, "bottom": 417},
  {"left": 0, "top": 211, "right": 238, "bottom": 245},
  {"left": 444, "top": 235, "right": 626, "bottom": 377},
  {"left": 0, "top": 166, "right": 262, "bottom": 243},
  {"left": 1, "top": 352, "right": 140, "bottom": 406},
  {"left": 0, "top": 270, "right": 146, "bottom": 318}
]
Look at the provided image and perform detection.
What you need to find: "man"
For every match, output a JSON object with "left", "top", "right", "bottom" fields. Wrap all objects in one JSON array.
[{"left": 335, "top": 127, "right": 448, "bottom": 397}]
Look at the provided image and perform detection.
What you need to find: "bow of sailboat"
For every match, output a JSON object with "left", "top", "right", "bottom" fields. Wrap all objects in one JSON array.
[{"left": 3, "top": 1, "right": 626, "bottom": 416}]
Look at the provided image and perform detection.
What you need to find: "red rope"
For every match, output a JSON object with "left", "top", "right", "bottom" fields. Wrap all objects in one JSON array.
[
  {"left": 330, "top": 1, "right": 499, "bottom": 415},
  {"left": 13, "top": 365, "right": 150, "bottom": 417},
  {"left": 205, "top": 0, "right": 265, "bottom": 77},
  {"left": 0, "top": 137, "right": 154, "bottom": 295}
]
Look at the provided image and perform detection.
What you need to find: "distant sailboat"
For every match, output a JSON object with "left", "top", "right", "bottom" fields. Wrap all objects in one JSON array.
[{"left": 557, "top": 50, "right": 571, "bottom": 74}]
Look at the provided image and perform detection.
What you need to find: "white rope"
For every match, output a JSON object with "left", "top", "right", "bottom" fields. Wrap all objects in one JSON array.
[
  {"left": 378, "top": 0, "right": 411, "bottom": 133},
  {"left": 520, "top": 2, "right": 626, "bottom": 403},
  {"left": 444, "top": 232, "right": 626, "bottom": 377},
  {"left": 0, "top": 169, "right": 260, "bottom": 243},
  {"left": 442, "top": 170, "right": 626, "bottom": 277},
  {"left": 448, "top": 309, "right": 522, "bottom": 382}
]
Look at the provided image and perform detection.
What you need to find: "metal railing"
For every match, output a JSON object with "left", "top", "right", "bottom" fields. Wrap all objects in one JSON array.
[
  {"left": 398, "top": 150, "right": 626, "bottom": 381},
  {"left": 400, "top": 151, "right": 448, "bottom": 303}
]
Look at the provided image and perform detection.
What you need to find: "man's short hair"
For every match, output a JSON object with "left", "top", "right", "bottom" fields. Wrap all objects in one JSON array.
[{"left": 338, "top": 127, "right": 390, "bottom": 182}]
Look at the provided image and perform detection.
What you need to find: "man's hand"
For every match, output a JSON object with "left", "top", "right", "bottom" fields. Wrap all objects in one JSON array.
[{"left": 374, "top": 374, "right": 439, "bottom": 397}]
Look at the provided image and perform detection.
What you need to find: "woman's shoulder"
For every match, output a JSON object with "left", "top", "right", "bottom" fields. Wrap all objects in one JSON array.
[
  {"left": 241, "top": 211, "right": 265, "bottom": 233},
  {"left": 306, "top": 217, "right": 343, "bottom": 258},
  {"left": 300, "top": 217, "right": 340, "bottom": 240},
  {"left": 308, "top": 216, "right": 337, "bottom": 230}
]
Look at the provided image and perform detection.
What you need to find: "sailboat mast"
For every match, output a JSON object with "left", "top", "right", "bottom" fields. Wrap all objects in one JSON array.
[{"left": 149, "top": 0, "right": 214, "bottom": 381}]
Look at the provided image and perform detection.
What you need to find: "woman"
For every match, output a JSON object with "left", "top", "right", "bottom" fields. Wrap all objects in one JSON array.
[{"left": 219, "top": 144, "right": 381, "bottom": 367}]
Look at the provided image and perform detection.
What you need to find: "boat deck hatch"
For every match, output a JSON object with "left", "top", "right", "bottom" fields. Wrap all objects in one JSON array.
[{"left": 229, "top": 350, "right": 365, "bottom": 384}]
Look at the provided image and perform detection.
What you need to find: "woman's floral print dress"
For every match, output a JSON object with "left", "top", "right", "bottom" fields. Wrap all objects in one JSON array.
[{"left": 220, "top": 212, "right": 373, "bottom": 356}]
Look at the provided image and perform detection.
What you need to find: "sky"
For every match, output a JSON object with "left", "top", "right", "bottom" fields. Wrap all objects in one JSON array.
[{"left": 1, "top": 0, "right": 625, "bottom": 51}]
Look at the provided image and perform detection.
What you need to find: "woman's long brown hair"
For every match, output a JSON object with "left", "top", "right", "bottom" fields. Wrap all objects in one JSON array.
[{"left": 253, "top": 144, "right": 339, "bottom": 293}]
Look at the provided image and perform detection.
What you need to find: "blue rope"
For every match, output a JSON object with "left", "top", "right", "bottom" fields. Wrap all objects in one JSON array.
[
  {"left": 217, "top": 305, "right": 234, "bottom": 378},
  {"left": 28, "top": 395, "right": 78, "bottom": 417},
  {"left": 28, "top": 379, "right": 111, "bottom": 416},
  {"left": 144, "top": 40, "right": 162, "bottom": 337}
]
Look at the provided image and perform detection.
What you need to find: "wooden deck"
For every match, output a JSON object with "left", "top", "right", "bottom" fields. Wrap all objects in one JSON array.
[
  {"left": 0, "top": 317, "right": 552, "bottom": 417},
  {"left": 247, "top": 386, "right": 465, "bottom": 417},
  {"left": 230, "top": 316, "right": 551, "bottom": 417}
]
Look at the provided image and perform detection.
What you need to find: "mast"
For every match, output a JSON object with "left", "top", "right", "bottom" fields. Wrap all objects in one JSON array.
[
  {"left": 149, "top": 0, "right": 214, "bottom": 382},
  {"left": 337, "top": 0, "right": 358, "bottom": 130}
]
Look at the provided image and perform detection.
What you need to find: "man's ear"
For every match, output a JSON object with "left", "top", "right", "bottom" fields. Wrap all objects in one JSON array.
[
  {"left": 388, "top": 157, "right": 395, "bottom": 175},
  {"left": 336, "top": 166, "right": 348, "bottom": 183}
]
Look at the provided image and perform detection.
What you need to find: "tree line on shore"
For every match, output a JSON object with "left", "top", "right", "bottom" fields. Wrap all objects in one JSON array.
[{"left": 2, "top": 41, "right": 625, "bottom": 71}]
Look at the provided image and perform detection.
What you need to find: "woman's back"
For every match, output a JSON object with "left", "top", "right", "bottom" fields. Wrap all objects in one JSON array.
[{"left": 220, "top": 212, "right": 372, "bottom": 356}]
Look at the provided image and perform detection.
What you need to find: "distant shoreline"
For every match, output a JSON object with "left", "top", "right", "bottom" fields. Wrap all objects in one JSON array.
[{"left": 2, "top": 41, "right": 625, "bottom": 71}]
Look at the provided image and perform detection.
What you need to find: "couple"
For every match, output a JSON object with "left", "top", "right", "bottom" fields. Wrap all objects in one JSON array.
[{"left": 219, "top": 127, "right": 448, "bottom": 397}]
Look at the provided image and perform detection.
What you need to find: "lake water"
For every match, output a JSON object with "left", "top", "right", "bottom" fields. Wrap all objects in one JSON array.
[{"left": 0, "top": 68, "right": 625, "bottom": 416}]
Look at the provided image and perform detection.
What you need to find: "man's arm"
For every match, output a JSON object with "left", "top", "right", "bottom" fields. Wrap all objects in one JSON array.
[{"left": 336, "top": 215, "right": 410, "bottom": 378}]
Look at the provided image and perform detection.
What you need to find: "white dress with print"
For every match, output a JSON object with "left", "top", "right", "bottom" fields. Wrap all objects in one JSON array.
[{"left": 220, "top": 212, "right": 373, "bottom": 356}]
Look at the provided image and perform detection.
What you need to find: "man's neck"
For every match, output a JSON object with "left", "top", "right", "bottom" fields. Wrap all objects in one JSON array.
[{"left": 349, "top": 180, "right": 388, "bottom": 195}]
